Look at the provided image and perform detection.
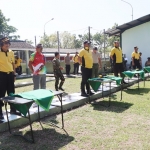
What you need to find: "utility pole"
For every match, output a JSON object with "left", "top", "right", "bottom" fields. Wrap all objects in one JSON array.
[
  {"left": 103, "top": 29, "right": 106, "bottom": 62},
  {"left": 57, "top": 31, "right": 60, "bottom": 53},
  {"left": 35, "top": 36, "right": 37, "bottom": 47},
  {"left": 88, "top": 26, "right": 91, "bottom": 42}
]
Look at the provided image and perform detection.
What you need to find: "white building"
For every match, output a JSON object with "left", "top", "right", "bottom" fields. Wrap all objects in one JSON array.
[{"left": 105, "top": 14, "right": 150, "bottom": 67}]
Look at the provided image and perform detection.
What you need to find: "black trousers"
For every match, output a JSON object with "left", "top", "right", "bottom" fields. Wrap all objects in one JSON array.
[
  {"left": 113, "top": 63, "right": 124, "bottom": 77},
  {"left": 0, "top": 72, "right": 15, "bottom": 107},
  {"left": 73, "top": 63, "right": 79, "bottom": 74},
  {"left": 81, "top": 66, "right": 92, "bottom": 93},
  {"left": 133, "top": 59, "right": 141, "bottom": 69},
  {"left": 16, "top": 66, "right": 22, "bottom": 75},
  {"left": 65, "top": 65, "right": 70, "bottom": 75}
]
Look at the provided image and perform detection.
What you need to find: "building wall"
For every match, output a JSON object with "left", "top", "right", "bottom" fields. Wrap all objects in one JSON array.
[{"left": 122, "top": 22, "right": 150, "bottom": 68}]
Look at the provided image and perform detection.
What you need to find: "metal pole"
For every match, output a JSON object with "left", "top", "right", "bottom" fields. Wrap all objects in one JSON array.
[
  {"left": 57, "top": 31, "right": 60, "bottom": 53},
  {"left": 121, "top": 0, "right": 133, "bottom": 20},
  {"left": 35, "top": 36, "right": 36, "bottom": 47},
  {"left": 25, "top": 50, "right": 29, "bottom": 75},
  {"left": 44, "top": 18, "right": 54, "bottom": 36},
  {"left": 103, "top": 29, "right": 106, "bottom": 62},
  {"left": 88, "top": 26, "right": 91, "bottom": 42}
]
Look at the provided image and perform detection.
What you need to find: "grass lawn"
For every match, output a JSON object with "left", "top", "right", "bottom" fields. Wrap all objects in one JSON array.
[{"left": 1, "top": 78, "right": 150, "bottom": 150}]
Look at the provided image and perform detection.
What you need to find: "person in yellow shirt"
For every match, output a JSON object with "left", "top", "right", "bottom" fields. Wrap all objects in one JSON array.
[
  {"left": 0, "top": 37, "right": 17, "bottom": 119},
  {"left": 131, "top": 46, "right": 141, "bottom": 69},
  {"left": 78, "top": 41, "right": 94, "bottom": 97},
  {"left": 110, "top": 41, "right": 127, "bottom": 83},
  {"left": 15, "top": 56, "right": 22, "bottom": 75},
  {"left": 72, "top": 52, "right": 79, "bottom": 74}
]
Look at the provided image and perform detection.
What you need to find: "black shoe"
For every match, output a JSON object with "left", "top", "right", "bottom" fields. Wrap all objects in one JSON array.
[
  {"left": 0, "top": 113, "right": 4, "bottom": 120},
  {"left": 87, "top": 91, "right": 95, "bottom": 96},
  {"left": 59, "top": 87, "right": 65, "bottom": 91},
  {"left": 81, "top": 93, "right": 88, "bottom": 97},
  {"left": 55, "top": 88, "right": 58, "bottom": 91}
]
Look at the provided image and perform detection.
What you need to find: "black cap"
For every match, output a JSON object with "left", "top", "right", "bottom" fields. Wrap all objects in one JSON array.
[
  {"left": 0, "top": 37, "right": 10, "bottom": 46},
  {"left": 36, "top": 43, "right": 43, "bottom": 48},
  {"left": 93, "top": 47, "right": 98, "bottom": 50},
  {"left": 134, "top": 46, "right": 139, "bottom": 49},
  {"left": 148, "top": 57, "right": 150, "bottom": 59},
  {"left": 83, "top": 40, "right": 90, "bottom": 45}
]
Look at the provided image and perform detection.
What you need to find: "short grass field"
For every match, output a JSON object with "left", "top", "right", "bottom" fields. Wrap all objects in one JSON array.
[{"left": 1, "top": 77, "right": 150, "bottom": 150}]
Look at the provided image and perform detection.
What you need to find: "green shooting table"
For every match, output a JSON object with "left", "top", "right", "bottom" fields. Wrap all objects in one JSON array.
[
  {"left": 143, "top": 67, "right": 150, "bottom": 78},
  {"left": 88, "top": 76, "right": 123, "bottom": 106},
  {"left": 122, "top": 70, "right": 145, "bottom": 90},
  {"left": 0, "top": 89, "right": 64, "bottom": 143},
  {"left": 143, "top": 66, "right": 150, "bottom": 73}
]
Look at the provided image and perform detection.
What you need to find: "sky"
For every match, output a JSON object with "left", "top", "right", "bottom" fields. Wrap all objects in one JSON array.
[{"left": 0, "top": 0, "right": 150, "bottom": 45}]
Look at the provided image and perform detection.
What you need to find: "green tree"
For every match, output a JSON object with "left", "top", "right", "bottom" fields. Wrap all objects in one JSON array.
[
  {"left": 0, "top": 10, "right": 19, "bottom": 39},
  {"left": 93, "top": 32, "right": 104, "bottom": 50},
  {"left": 40, "top": 33, "right": 58, "bottom": 48},
  {"left": 107, "top": 23, "right": 120, "bottom": 47},
  {"left": 60, "top": 31, "right": 75, "bottom": 49},
  {"left": 25, "top": 39, "right": 33, "bottom": 45}
]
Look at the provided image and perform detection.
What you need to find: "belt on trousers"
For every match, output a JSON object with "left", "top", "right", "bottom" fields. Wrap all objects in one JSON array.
[{"left": 0, "top": 71, "right": 13, "bottom": 74}]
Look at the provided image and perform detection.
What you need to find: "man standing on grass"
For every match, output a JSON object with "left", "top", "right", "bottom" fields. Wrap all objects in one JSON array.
[
  {"left": 78, "top": 41, "right": 94, "bottom": 97},
  {"left": 15, "top": 55, "right": 22, "bottom": 75},
  {"left": 110, "top": 41, "right": 127, "bottom": 84},
  {"left": 131, "top": 46, "right": 141, "bottom": 70},
  {"left": 72, "top": 52, "right": 80, "bottom": 74},
  {"left": 0, "top": 37, "right": 17, "bottom": 119},
  {"left": 28, "top": 44, "right": 46, "bottom": 90},
  {"left": 64, "top": 53, "right": 71, "bottom": 75},
  {"left": 92, "top": 47, "right": 102, "bottom": 78},
  {"left": 52, "top": 52, "right": 65, "bottom": 91}
]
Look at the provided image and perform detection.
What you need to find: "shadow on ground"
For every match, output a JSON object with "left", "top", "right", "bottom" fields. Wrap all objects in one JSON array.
[
  {"left": 0, "top": 126, "right": 74, "bottom": 150},
  {"left": 123, "top": 88, "right": 150, "bottom": 95},
  {"left": 90, "top": 98, "right": 133, "bottom": 113}
]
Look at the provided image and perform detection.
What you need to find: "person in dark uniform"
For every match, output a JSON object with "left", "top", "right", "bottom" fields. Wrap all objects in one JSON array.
[
  {"left": 52, "top": 52, "right": 65, "bottom": 91},
  {"left": 0, "top": 37, "right": 17, "bottom": 119},
  {"left": 110, "top": 41, "right": 127, "bottom": 83},
  {"left": 145, "top": 57, "right": 150, "bottom": 66},
  {"left": 132, "top": 46, "right": 141, "bottom": 69},
  {"left": 139, "top": 52, "right": 142, "bottom": 69},
  {"left": 78, "top": 41, "right": 94, "bottom": 97}
]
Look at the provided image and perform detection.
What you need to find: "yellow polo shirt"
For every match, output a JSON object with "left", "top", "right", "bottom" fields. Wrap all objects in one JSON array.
[
  {"left": 16, "top": 58, "right": 22, "bottom": 67},
  {"left": 110, "top": 47, "right": 123, "bottom": 63},
  {"left": 0, "top": 49, "right": 15, "bottom": 72},
  {"left": 79, "top": 48, "right": 93, "bottom": 68},
  {"left": 72, "top": 55, "right": 79, "bottom": 63},
  {"left": 132, "top": 52, "right": 140, "bottom": 59}
]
